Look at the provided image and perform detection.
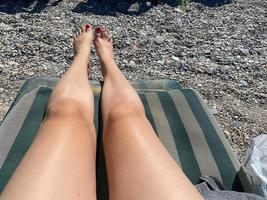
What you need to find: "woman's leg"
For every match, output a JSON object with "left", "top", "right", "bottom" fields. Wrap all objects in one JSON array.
[
  {"left": 94, "top": 28, "right": 204, "bottom": 200},
  {"left": 0, "top": 25, "right": 97, "bottom": 200}
]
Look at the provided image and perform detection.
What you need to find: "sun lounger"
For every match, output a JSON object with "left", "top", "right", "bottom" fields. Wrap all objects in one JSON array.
[{"left": 0, "top": 77, "right": 254, "bottom": 198}]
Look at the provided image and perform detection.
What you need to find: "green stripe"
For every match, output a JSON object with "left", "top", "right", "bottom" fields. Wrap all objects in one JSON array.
[
  {"left": 165, "top": 80, "right": 181, "bottom": 89},
  {"left": 95, "top": 111, "right": 108, "bottom": 199},
  {"left": 94, "top": 93, "right": 100, "bottom": 134},
  {"left": 0, "top": 87, "right": 51, "bottom": 192},
  {"left": 139, "top": 94, "right": 157, "bottom": 134},
  {"left": 157, "top": 92, "right": 201, "bottom": 183},
  {"left": 182, "top": 89, "right": 237, "bottom": 189},
  {"left": 138, "top": 80, "right": 148, "bottom": 90}
]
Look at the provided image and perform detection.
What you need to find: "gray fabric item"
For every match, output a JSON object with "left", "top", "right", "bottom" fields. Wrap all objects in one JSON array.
[
  {"left": 242, "top": 135, "right": 267, "bottom": 197},
  {"left": 196, "top": 176, "right": 265, "bottom": 200}
]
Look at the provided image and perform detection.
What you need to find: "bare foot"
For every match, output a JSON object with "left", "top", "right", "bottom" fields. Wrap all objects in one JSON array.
[
  {"left": 73, "top": 24, "right": 94, "bottom": 56},
  {"left": 94, "top": 26, "right": 115, "bottom": 66}
]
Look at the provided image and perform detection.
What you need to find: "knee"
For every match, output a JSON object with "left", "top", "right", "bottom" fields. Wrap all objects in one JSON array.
[
  {"left": 46, "top": 98, "right": 86, "bottom": 120},
  {"left": 107, "top": 93, "right": 145, "bottom": 123}
]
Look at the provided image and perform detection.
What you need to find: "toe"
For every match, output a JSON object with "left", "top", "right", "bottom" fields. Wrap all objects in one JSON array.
[
  {"left": 81, "top": 26, "right": 86, "bottom": 33},
  {"left": 95, "top": 26, "right": 102, "bottom": 34},
  {"left": 103, "top": 30, "right": 112, "bottom": 42},
  {"left": 101, "top": 30, "right": 107, "bottom": 39},
  {"left": 108, "top": 35, "right": 112, "bottom": 42},
  {"left": 94, "top": 26, "right": 112, "bottom": 42},
  {"left": 99, "top": 27, "right": 107, "bottom": 39},
  {"left": 85, "top": 24, "right": 92, "bottom": 32},
  {"left": 94, "top": 27, "right": 102, "bottom": 39},
  {"left": 96, "top": 26, "right": 109, "bottom": 40},
  {"left": 94, "top": 33, "right": 101, "bottom": 43},
  {"left": 103, "top": 30, "right": 110, "bottom": 39}
]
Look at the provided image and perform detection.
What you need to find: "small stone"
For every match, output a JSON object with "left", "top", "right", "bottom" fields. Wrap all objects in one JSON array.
[
  {"left": 238, "top": 48, "right": 250, "bottom": 56},
  {"left": 145, "top": 25, "right": 153, "bottom": 32},
  {"left": 172, "top": 56, "right": 179, "bottom": 62},
  {"left": 180, "top": 63, "right": 189, "bottom": 70},
  {"left": 223, "top": 75, "right": 229, "bottom": 80},
  {"left": 129, "top": 60, "right": 136, "bottom": 67},
  {"left": 210, "top": 106, "right": 218, "bottom": 115},
  {"left": 197, "top": 83, "right": 203, "bottom": 87},
  {"left": 170, "top": 63, "right": 178, "bottom": 69},
  {"left": 157, "top": 60, "right": 165, "bottom": 65},
  {"left": 0, "top": 22, "right": 13, "bottom": 31},
  {"left": 146, "top": 1, "right": 151, "bottom": 6},
  {"left": 240, "top": 80, "right": 248, "bottom": 86},
  {"left": 154, "top": 35, "right": 164, "bottom": 45},
  {"left": 128, "top": 3, "right": 140, "bottom": 12},
  {"left": 224, "top": 65, "right": 231, "bottom": 70},
  {"left": 8, "top": 61, "right": 18, "bottom": 66},
  {"left": 224, "top": 130, "right": 230, "bottom": 136},
  {"left": 27, "top": 72, "right": 35, "bottom": 76},
  {"left": 0, "top": 64, "right": 3, "bottom": 73},
  {"left": 11, "top": 70, "right": 18, "bottom": 75},
  {"left": 139, "top": 30, "right": 147, "bottom": 36},
  {"left": 174, "top": 8, "right": 182, "bottom": 13}
]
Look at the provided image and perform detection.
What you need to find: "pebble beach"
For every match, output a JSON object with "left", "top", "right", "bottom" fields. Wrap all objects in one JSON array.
[{"left": 0, "top": 0, "right": 266, "bottom": 161}]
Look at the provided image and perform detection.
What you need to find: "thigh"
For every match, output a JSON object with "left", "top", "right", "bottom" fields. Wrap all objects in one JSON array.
[
  {"left": 0, "top": 115, "right": 97, "bottom": 200},
  {"left": 103, "top": 115, "right": 203, "bottom": 200}
]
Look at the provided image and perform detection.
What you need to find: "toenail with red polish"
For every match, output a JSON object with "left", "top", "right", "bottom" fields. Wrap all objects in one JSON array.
[
  {"left": 95, "top": 27, "right": 102, "bottom": 33},
  {"left": 85, "top": 24, "right": 91, "bottom": 29}
]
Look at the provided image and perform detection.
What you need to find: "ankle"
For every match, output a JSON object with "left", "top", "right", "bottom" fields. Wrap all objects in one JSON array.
[
  {"left": 73, "top": 52, "right": 91, "bottom": 65},
  {"left": 101, "top": 60, "right": 123, "bottom": 79},
  {"left": 75, "top": 48, "right": 91, "bottom": 56},
  {"left": 101, "top": 56, "right": 116, "bottom": 66},
  {"left": 75, "top": 49, "right": 90, "bottom": 58}
]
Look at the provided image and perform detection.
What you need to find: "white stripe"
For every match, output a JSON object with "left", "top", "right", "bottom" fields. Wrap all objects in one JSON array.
[
  {"left": 169, "top": 91, "right": 223, "bottom": 181},
  {"left": 193, "top": 89, "right": 240, "bottom": 171},
  {"left": 0, "top": 89, "right": 39, "bottom": 168},
  {"left": 145, "top": 93, "right": 181, "bottom": 166}
]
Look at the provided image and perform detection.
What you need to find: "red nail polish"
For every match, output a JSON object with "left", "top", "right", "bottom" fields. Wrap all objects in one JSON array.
[
  {"left": 95, "top": 27, "right": 102, "bottom": 33},
  {"left": 85, "top": 24, "right": 91, "bottom": 30}
]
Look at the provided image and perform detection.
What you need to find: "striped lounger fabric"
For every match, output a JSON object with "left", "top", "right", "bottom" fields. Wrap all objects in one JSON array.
[{"left": 0, "top": 77, "right": 253, "bottom": 198}]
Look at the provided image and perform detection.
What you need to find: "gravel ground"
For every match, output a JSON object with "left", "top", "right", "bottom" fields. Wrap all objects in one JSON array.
[{"left": 0, "top": 0, "right": 266, "bottom": 162}]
